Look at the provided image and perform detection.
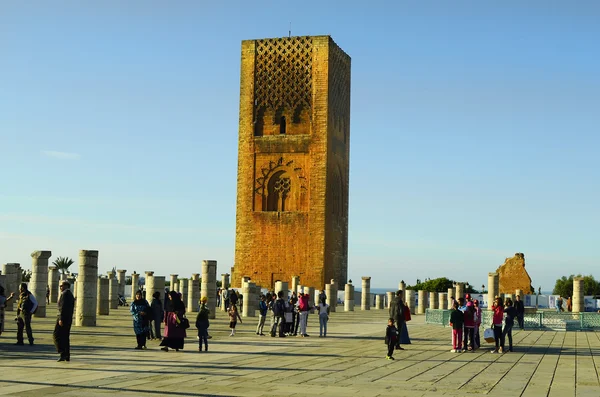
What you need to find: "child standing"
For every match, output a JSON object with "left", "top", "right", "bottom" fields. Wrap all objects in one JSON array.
[
  {"left": 449, "top": 301, "right": 464, "bottom": 352},
  {"left": 196, "top": 296, "right": 210, "bottom": 351},
  {"left": 228, "top": 303, "right": 242, "bottom": 336},
  {"left": 385, "top": 318, "right": 398, "bottom": 360}
]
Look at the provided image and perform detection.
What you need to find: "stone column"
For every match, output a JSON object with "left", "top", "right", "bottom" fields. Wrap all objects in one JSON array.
[
  {"left": 173, "top": 281, "right": 179, "bottom": 293},
  {"left": 130, "top": 272, "right": 139, "bottom": 300},
  {"left": 188, "top": 273, "right": 200, "bottom": 312},
  {"left": 169, "top": 274, "right": 178, "bottom": 292},
  {"left": 48, "top": 265, "right": 60, "bottom": 303},
  {"left": 455, "top": 283, "right": 464, "bottom": 301},
  {"left": 275, "top": 281, "right": 289, "bottom": 300},
  {"left": 447, "top": 287, "right": 455, "bottom": 309},
  {"left": 488, "top": 273, "right": 499, "bottom": 310},
  {"left": 344, "top": 282, "right": 354, "bottom": 311},
  {"left": 325, "top": 282, "right": 336, "bottom": 312},
  {"left": 573, "top": 277, "right": 584, "bottom": 313},
  {"left": 328, "top": 279, "right": 337, "bottom": 312},
  {"left": 60, "top": 273, "right": 67, "bottom": 281},
  {"left": 439, "top": 293, "right": 448, "bottom": 311},
  {"left": 386, "top": 291, "right": 394, "bottom": 309},
  {"left": 375, "top": 294, "right": 383, "bottom": 309},
  {"left": 405, "top": 289, "right": 416, "bottom": 314},
  {"left": 291, "top": 276, "right": 300, "bottom": 295},
  {"left": 179, "top": 279, "right": 189, "bottom": 306},
  {"left": 97, "top": 277, "right": 110, "bottom": 315},
  {"left": 15, "top": 264, "right": 22, "bottom": 290},
  {"left": 107, "top": 271, "right": 118, "bottom": 310},
  {"left": 297, "top": 284, "right": 304, "bottom": 295},
  {"left": 429, "top": 291, "right": 438, "bottom": 310},
  {"left": 241, "top": 280, "right": 255, "bottom": 318},
  {"left": 398, "top": 281, "right": 405, "bottom": 293},
  {"left": 76, "top": 250, "right": 98, "bottom": 326},
  {"left": 201, "top": 260, "right": 217, "bottom": 319},
  {"left": 28, "top": 251, "right": 50, "bottom": 318},
  {"left": 149, "top": 276, "right": 165, "bottom": 307},
  {"left": 144, "top": 271, "right": 154, "bottom": 301},
  {"left": 2, "top": 263, "right": 20, "bottom": 311},
  {"left": 306, "top": 286, "right": 315, "bottom": 313},
  {"left": 221, "top": 273, "right": 230, "bottom": 289},
  {"left": 515, "top": 289, "right": 523, "bottom": 299},
  {"left": 117, "top": 269, "right": 127, "bottom": 297},
  {"left": 417, "top": 290, "right": 427, "bottom": 314},
  {"left": 361, "top": 277, "right": 371, "bottom": 311}
]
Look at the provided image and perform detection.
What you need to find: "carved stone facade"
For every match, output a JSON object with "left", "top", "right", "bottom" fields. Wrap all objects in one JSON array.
[{"left": 233, "top": 36, "right": 351, "bottom": 289}]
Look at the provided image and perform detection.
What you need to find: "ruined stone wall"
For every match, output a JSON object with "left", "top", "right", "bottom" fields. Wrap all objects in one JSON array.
[
  {"left": 232, "top": 36, "right": 350, "bottom": 290},
  {"left": 497, "top": 253, "right": 534, "bottom": 295}
]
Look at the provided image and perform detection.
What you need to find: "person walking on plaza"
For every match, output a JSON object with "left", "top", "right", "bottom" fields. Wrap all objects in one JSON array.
[
  {"left": 449, "top": 300, "right": 464, "bottom": 352},
  {"left": 150, "top": 291, "right": 163, "bottom": 340},
  {"left": 389, "top": 290, "right": 405, "bottom": 350},
  {"left": 196, "top": 296, "right": 210, "bottom": 352},
  {"left": 566, "top": 296, "right": 572, "bottom": 312},
  {"left": 491, "top": 297, "right": 504, "bottom": 353},
  {"left": 298, "top": 292, "right": 310, "bottom": 337},
  {"left": 256, "top": 295, "right": 267, "bottom": 336},
  {"left": 555, "top": 296, "right": 564, "bottom": 313},
  {"left": 385, "top": 318, "right": 398, "bottom": 360},
  {"left": 317, "top": 296, "right": 330, "bottom": 337},
  {"left": 53, "top": 280, "right": 74, "bottom": 362},
  {"left": 130, "top": 290, "right": 151, "bottom": 350},
  {"left": 502, "top": 299, "right": 516, "bottom": 352},
  {"left": 221, "top": 288, "right": 230, "bottom": 310},
  {"left": 514, "top": 295, "right": 525, "bottom": 330},
  {"left": 270, "top": 291, "right": 286, "bottom": 337},
  {"left": 228, "top": 303, "right": 242, "bottom": 336},
  {"left": 7, "top": 283, "right": 38, "bottom": 346},
  {"left": 160, "top": 291, "right": 187, "bottom": 351}
]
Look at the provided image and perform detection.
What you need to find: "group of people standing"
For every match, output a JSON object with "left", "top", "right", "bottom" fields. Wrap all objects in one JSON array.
[
  {"left": 450, "top": 294, "right": 525, "bottom": 354},
  {"left": 0, "top": 281, "right": 75, "bottom": 362}
]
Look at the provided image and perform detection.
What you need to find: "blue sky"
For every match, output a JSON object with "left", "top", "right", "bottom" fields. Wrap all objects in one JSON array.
[{"left": 1, "top": 1, "right": 598, "bottom": 290}]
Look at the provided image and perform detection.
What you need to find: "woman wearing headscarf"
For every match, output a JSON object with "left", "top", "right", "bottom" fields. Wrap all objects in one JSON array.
[
  {"left": 160, "top": 290, "right": 186, "bottom": 351},
  {"left": 130, "top": 290, "right": 151, "bottom": 349}
]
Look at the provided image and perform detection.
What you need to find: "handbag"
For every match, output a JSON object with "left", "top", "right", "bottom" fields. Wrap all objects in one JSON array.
[
  {"left": 483, "top": 327, "right": 495, "bottom": 343},
  {"left": 177, "top": 316, "right": 190, "bottom": 329},
  {"left": 404, "top": 307, "right": 411, "bottom": 322}
]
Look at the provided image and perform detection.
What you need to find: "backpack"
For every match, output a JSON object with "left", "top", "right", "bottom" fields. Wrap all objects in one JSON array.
[{"left": 273, "top": 299, "right": 284, "bottom": 317}]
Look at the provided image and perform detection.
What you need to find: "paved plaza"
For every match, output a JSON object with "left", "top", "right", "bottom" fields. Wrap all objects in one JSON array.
[{"left": 1, "top": 306, "right": 600, "bottom": 397}]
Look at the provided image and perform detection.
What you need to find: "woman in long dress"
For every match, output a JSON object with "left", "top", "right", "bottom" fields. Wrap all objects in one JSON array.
[
  {"left": 129, "top": 290, "right": 150, "bottom": 349},
  {"left": 160, "top": 291, "right": 186, "bottom": 351}
]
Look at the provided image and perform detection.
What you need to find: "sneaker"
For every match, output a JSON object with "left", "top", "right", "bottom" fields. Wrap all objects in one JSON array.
[
  {"left": 57, "top": 357, "right": 67, "bottom": 362},
  {"left": 457, "top": 349, "right": 462, "bottom": 353},
  {"left": 499, "top": 347, "right": 504, "bottom": 353},
  {"left": 450, "top": 349, "right": 457, "bottom": 353},
  {"left": 259, "top": 333, "right": 265, "bottom": 336},
  {"left": 304, "top": 334, "right": 310, "bottom": 337},
  {"left": 490, "top": 349, "right": 498, "bottom": 354},
  {"left": 386, "top": 355, "right": 394, "bottom": 360},
  {"left": 161, "top": 347, "right": 168, "bottom": 352},
  {"left": 397, "top": 346, "right": 405, "bottom": 350},
  {"left": 134, "top": 346, "right": 142, "bottom": 350}
]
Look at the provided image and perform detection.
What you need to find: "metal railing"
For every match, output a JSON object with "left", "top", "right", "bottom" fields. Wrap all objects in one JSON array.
[{"left": 425, "top": 309, "right": 600, "bottom": 331}]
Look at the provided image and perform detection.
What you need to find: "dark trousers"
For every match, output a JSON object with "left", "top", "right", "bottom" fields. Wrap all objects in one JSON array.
[
  {"left": 516, "top": 314, "right": 524, "bottom": 329},
  {"left": 387, "top": 342, "right": 395, "bottom": 357},
  {"left": 463, "top": 326, "right": 475, "bottom": 350},
  {"left": 136, "top": 333, "right": 146, "bottom": 348},
  {"left": 493, "top": 325, "right": 502, "bottom": 349},
  {"left": 502, "top": 324, "right": 513, "bottom": 350},
  {"left": 293, "top": 312, "right": 299, "bottom": 335},
  {"left": 198, "top": 328, "right": 208, "bottom": 350},
  {"left": 53, "top": 320, "right": 72, "bottom": 358},
  {"left": 149, "top": 320, "right": 161, "bottom": 339},
  {"left": 270, "top": 316, "right": 284, "bottom": 336},
  {"left": 17, "top": 314, "right": 33, "bottom": 344}
]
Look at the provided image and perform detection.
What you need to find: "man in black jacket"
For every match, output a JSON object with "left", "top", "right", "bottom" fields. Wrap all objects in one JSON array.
[
  {"left": 514, "top": 295, "right": 525, "bottom": 330},
  {"left": 389, "top": 290, "right": 405, "bottom": 350},
  {"left": 53, "top": 280, "right": 75, "bottom": 362}
]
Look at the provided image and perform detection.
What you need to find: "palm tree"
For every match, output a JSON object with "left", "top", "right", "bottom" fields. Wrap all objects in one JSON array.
[{"left": 53, "top": 256, "right": 74, "bottom": 275}]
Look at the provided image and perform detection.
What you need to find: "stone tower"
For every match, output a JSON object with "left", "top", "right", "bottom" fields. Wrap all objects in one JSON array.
[{"left": 232, "top": 35, "right": 351, "bottom": 289}]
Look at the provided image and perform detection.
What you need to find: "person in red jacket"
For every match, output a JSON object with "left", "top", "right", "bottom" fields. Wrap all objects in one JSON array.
[{"left": 491, "top": 297, "right": 504, "bottom": 353}]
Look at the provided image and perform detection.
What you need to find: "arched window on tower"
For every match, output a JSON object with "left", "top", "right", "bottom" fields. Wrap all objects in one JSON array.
[
  {"left": 266, "top": 170, "right": 291, "bottom": 211},
  {"left": 280, "top": 116, "right": 286, "bottom": 135}
]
